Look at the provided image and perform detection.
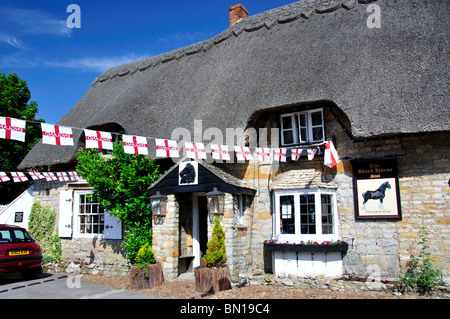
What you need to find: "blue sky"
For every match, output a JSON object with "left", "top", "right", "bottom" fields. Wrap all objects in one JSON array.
[{"left": 0, "top": 0, "right": 296, "bottom": 124}]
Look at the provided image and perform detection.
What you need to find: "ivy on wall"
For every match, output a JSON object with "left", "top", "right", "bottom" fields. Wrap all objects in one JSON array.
[{"left": 28, "top": 201, "right": 62, "bottom": 263}]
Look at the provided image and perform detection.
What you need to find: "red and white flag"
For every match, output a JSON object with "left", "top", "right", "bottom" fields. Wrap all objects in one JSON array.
[
  {"left": 11, "top": 172, "right": 28, "bottom": 183},
  {"left": 123, "top": 135, "right": 148, "bottom": 155},
  {"left": 155, "top": 139, "right": 179, "bottom": 158},
  {"left": 185, "top": 142, "right": 207, "bottom": 159},
  {"left": 291, "top": 148, "right": 303, "bottom": 161},
  {"left": 210, "top": 144, "right": 230, "bottom": 161},
  {"left": 41, "top": 123, "right": 74, "bottom": 146},
  {"left": 56, "top": 172, "right": 69, "bottom": 182},
  {"left": 307, "top": 149, "right": 316, "bottom": 160},
  {"left": 0, "top": 117, "right": 26, "bottom": 142},
  {"left": 273, "top": 148, "right": 287, "bottom": 162},
  {"left": 68, "top": 172, "right": 81, "bottom": 181},
  {"left": 43, "top": 172, "right": 57, "bottom": 181},
  {"left": 234, "top": 146, "right": 253, "bottom": 161},
  {"left": 0, "top": 172, "right": 10, "bottom": 182},
  {"left": 28, "top": 172, "right": 44, "bottom": 180},
  {"left": 323, "top": 141, "right": 340, "bottom": 168},
  {"left": 255, "top": 147, "right": 271, "bottom": 163},
  {"left": 84, "top": 129, "right": 113, "bottom": 150}
]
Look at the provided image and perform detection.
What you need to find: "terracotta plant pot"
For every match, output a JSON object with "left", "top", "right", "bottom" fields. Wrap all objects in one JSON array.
[
  {"left": 194, "top": 266, "right": 231, "bottom": 294},
  {"left": 130, "top": 261, "right": 164, "bottom": 289}
]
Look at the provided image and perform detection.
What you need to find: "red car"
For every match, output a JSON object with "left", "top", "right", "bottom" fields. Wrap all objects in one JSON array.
[{"left": 0, "top": 224, "right": 43, "bottom": 279}]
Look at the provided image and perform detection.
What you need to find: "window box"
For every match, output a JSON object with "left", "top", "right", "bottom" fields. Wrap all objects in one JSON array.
[{"left": 264, "top": 241, "right": 348, "bottom": 253}]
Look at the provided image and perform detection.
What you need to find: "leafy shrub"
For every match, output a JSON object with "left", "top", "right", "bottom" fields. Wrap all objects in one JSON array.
[
  {"left": 399, "top": 224, "right": 442, "bottom": 295},
  {"left": 135, "top": 242, "right": 156, "bottom": 265},
  {"left": 28, "top": 202, "right": 62, "bottom": 262},
  {"left": 202, "top": 216, "right": 227, "bottom": 268}
]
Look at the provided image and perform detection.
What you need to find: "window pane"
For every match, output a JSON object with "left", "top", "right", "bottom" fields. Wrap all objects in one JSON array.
[
  {"left": 298, "top": 113, "right": 308, "bottom": 143},
  {"left": 282, "top": 116, "right": 293, "bottom": 129},
  {"left": 321, "top": 194, "right": 334, "bottom": 234},
  {"left": 311, "top": 111, "right": 323, "bottom": 126},
  {"left": 300, "top": 194, "right": 316, "bottom": 234},
  {"left": 283, "top": 130, "right": 294, "bottom": 145},
  {"left": 312, "top": 127, "right": 323, "bottom": 141},
  {"left": 280, "top": 195, "right": 295, "bottom": 234}
]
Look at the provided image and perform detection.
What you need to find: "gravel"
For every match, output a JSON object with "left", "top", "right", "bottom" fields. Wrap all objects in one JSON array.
[{"left": 81, "top": 275, "right": 446, "bottom": 299}]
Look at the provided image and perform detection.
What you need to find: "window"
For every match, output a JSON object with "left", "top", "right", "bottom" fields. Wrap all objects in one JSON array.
[
  {"left": 280, "top": 108, "right": 325, "bottom": 146},
  {"left": 78, "top": 193, "right": 105, "bottom": 235},
  {"left": 0, "top": 229, "right": 34, "bottom": 244},
  {"left": 274, "top": 189, "right": 338, "bottom": 242}
]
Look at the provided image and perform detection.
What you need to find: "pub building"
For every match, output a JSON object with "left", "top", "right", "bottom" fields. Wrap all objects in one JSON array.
[{"left": 13, "top": 0, "right": 449, "bottom": 284}]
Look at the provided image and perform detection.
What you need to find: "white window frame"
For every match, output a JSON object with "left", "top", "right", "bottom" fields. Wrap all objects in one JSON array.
[
  {"left": 273, "top": 189, "right": 339, "bottom": 243},
  {"left": 73, "top": 190, "right": 122, "bottom": 239},
  {"left": 280, "top": 108, "right": 325, "bottom": 146}
]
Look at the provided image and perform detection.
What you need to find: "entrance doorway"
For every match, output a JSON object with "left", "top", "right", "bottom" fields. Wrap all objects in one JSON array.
[{"left": 193, "top": 194, "right": 208, "bottom": 268}]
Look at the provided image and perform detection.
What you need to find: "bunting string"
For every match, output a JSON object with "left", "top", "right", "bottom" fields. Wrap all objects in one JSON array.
[{"left": 0, "top": 115, "right": 340, "bottom": 183}]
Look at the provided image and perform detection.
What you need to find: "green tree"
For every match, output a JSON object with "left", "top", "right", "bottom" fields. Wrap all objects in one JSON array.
[
  {"left": 202, "top": 216, "right": 227, "bottom": 268},
  {"left": 76, "top": 142, "right": 161, "bottom": 264},
  {"left": 0, "top": 72, "right": 44, "bottom": 203}
]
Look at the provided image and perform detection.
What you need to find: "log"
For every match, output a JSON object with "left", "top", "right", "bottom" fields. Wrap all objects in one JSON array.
[
  {"left": 130, "top": 261, "right": 164, "bottom": 289},
  {"left": 194, "top": 266, "right": 231, "bottom": 294}
]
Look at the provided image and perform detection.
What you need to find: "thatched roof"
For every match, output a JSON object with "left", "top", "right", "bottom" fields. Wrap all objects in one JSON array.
[{"left": 19, "top": 0, "right": 449, "bottom": 170}]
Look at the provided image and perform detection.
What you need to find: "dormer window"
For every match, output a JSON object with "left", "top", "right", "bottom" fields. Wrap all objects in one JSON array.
[{"left": 280, "top": 108, "right": 325, "bottom": 146}]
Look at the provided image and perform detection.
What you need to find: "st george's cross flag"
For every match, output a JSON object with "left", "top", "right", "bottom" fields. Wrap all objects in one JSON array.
[
  {"left": 155, "top": 139, "right": 179, "bottom": 158},
  {"left": 68, "top": 172, "right": 81, "bottom": 181},
  {"left": 0, "top": 117, "right": 26, "bottom": 142},
  {"left": 123, "top": 135, "right": 148, "bottom": 155},
  {"left": 0, "top": 172, "right": 10, "bottom": 182},
  {"left": 234, "top": 146, "right": 253, "bottom": 162},
  {"left": 41, "top": 123, "right": 74, "bottom": 146},
  {"left": 11, "top": 172, "right": 28, "bottom": 183},
  {"left": 56, "top": 172, "right": 69, "bottom": 182},
  {"left": 43, "top": 172, "right": 58, "bottom": 181},
  {"left": 255, "top": 147, "right": 271, "bottom": 163},
  {"left": 210, "top": 144, "right": 230, "bottom": 161},
  {"left": 291, "top": 148, "right": 303, "bottom": 161},
  {"left": 323, "top": 140, "right": 340, "bottom": 168},
  {"left": 307, "top": 149, "right": 316, "bottom": 160},
  {"left": 273, "top": 148, "right": 287, "bottom": 162},
  {"left": 185, "top": 142, "right": 207, "bottom": 159},
  {"left": 84, "top": 129, "right": 113, "bottom": 150},
  {"left": 28, "top": 172, "right": 45, "bottom": 180}
]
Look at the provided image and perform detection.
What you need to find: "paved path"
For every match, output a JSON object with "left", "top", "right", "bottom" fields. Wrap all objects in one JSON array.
[{"left": 0, "top": 272, "right": 162, "bottom": 299}]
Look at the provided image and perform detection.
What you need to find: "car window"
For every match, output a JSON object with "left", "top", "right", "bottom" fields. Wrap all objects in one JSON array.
[
  {"left": 0, "top": 230, "right": 12, "bottom": 243},
  {"left": 0, "top": 229, "right": 34, "bottom": 243},
  {"left": 12, "top": 229, "right": 34, "bottom": 243}
]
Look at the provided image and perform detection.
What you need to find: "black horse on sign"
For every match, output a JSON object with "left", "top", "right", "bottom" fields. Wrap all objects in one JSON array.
[{"left": 361, "top": 181, "right": 391, "bottom": 210}]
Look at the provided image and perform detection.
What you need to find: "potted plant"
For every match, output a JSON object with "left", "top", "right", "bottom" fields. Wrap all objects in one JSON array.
[
  {"left": 194, "top": 216, "right": 231, "bottom": 294},
  {"left": 130, "top": 242, "right": 164, "bottom": 289}
]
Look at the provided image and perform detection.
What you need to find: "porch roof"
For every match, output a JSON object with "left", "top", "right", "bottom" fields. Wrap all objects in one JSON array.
[{"left": 148, "top": 157, "right": 256, "bottom": 196}]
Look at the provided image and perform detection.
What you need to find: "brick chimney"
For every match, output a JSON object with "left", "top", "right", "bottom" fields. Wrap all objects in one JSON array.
[{"left": 229, "top": 4, "right": 248, "bottom": 27}]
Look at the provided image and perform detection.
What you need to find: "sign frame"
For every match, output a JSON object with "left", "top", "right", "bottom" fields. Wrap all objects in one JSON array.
[
  {"left": 351, "top": 157, "right": 402, "bottom": 220},
  {"left": 179, "top": 161, "right": 198, "bottom": 186}
]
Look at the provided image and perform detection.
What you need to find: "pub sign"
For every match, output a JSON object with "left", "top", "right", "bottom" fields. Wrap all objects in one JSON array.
[{"left": 351, "top": 157, "right": 402, "bottom": 220}]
